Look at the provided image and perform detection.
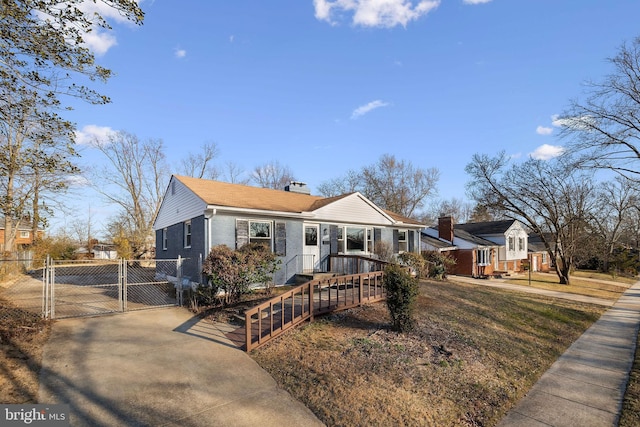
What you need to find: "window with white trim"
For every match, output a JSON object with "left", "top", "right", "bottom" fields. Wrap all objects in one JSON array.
[
  {"left": 337, "top": 227, "right": 344, "bottom": 252},
  {"left": 184, "top": 221, "right": 191, "bottom": 248},
  {"left": 477, "top": 248, "right": 491, "bottom": 266},
  {"left": 508, "top": 236, "right": 515, "bottom": 252},
  {"left": 518, "top": 237, "right": 525, "bottom": 252},
  {"left": 20, "top": 231, "right": 30, "bottom": 238},
  {"left": 367, "top": 228, "right": 373, "bottom": 253},
  {"left": 162, "top": 228, "right": 168, "bottom": 250},
  {"left": 250, "top": 221, "right": 272, "bottom": 248},
  {"left": 398, "top": 230, "right": 408, "bottom": 253},
  {"left": 346, "top": 227, "right": 365, "bottom": 251}
]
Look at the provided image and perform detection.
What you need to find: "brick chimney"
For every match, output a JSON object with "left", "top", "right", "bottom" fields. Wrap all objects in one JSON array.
[{"left": 438, "top": 216, "right": 454, "bottom": 243}]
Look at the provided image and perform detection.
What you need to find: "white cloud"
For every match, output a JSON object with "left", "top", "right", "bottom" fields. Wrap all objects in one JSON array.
[
  {"left": 82, "top": 30, "right": 118, "bottom": 56},
  {"left": 351, "top": 100, "right": 390, "bottom": 119},
  {"left": 75, "top": 124, "right": 115, "bottom": 145},
  {"left": 78, "top": 1, "right": 141, "bottom": 55},
  {"left": 463, "top": 0, "right": 492, "bottom": 4},
  {"left": 65, "top": 175, "right": 91, "bottom": 188},
  {"left": 174, "top": 48, "right": 187, "bottom": 58},
  {"left": 314, "top": 0, "right": 441, "bottom": 28},
  {"left": 229, "top": 35, "right": 235, "bottom": 43},
  {"left": 536, "top": 125, "right": 553, "bottom": 136},
  {"left": 530, "top": 144, "right": 564, "bottom": 160}
]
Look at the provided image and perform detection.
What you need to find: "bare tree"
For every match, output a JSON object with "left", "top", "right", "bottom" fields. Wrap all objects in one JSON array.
[
  {"left": 466, "top": 152, "right": 598, "bottom": 285},
  {"left": 317, "top": 155, "right": 439, "bottom": 218},
  {"left": 89, "top": 131, "right": 168, "bottom": 258},
  {"left": 558, "top": 36, "right": 640, "bottom": 182},
  {"left": 251, "top": 160, "right": 295, "bottom": 190},
  {"left": 589, "top": 177, "right": 639, "bottom": 270},
  {"left": 424, "top": 197, "right": 474, "bottom": 226},
  {"left": 361, "top": 154, "right": 439, "bottom": 218},
  {"left": 177, "top": 141, "right": 220, "bottom": 179},
  {"left": 222, "top": 161, "right": 249, "bottom": 184},
  {"left": 317, "top": 170, "right": 361, "bottom": 197}
]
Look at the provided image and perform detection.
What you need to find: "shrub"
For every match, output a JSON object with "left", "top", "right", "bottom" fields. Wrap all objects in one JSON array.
[
  {"left": 397, "top": 252, "right": 427, "bottom": 278},
  {"left": 384, "top": 264, "right": 419, "bottom": 332},
  {"left": 422, "top": 250, "right": 456, "bottom": 280},
  {"left": 374, "top": 241, "right": 394, "bottom": 262},
  {"left": 201, "top": 243, "right": 280, "bottom": 306}
]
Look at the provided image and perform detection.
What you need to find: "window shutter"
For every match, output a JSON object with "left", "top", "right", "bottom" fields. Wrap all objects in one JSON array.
[
  {"left": 393, "top": 229, "right": 399, "bottom": 253},
  {"left": 236, "top": 220, "right": 249, "bottom": 249},
  {"left": 408, "top": 230, "right": 415, "bottom": 252},
  {"left": 275, "top": 222, "right": 286, "bottom": 256},
  {"left": 330, "top": 225, "right": 338, "bottom": 254}
]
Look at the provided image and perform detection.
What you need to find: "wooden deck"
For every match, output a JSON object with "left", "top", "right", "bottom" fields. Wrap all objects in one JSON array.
[{"left": 244, "top": 271, "right": 386, "bottom": 352}]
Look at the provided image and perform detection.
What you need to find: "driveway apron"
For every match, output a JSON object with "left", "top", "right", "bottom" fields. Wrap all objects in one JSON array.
[{"left": 38, "top": 307, "right": 324, "bottom": 427}]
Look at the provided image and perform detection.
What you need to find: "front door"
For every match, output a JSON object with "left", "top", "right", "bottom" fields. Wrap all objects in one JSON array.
[{"left": 303, "top": 224, "right": 320, "bottom": 273}]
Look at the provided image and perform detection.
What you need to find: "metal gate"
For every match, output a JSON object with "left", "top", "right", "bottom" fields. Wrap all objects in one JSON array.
[{"left": 43, "top": 258, "right": 182, "bottom": 319}]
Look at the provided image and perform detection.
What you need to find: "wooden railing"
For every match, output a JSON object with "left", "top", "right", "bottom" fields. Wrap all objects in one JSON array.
[
  {"left": 245, "top": 271, "right": 386, "bottom": 352},
  {"left": 327, "top": 254, "right": 391, "bottom": 275}
]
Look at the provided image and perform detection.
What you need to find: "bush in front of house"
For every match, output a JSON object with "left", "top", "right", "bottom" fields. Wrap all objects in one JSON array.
[
  {"left": 384, "top": 264, "right": 419, "bottom": 332},
  {"left": 201, "top": 243, "right": 280, "bottom": 306},
  {"left": 422, "top": 250, "right": 456, "bottom": 280},
  {"left": 397, "top": 252, "right": 427, "bottom": 278}
]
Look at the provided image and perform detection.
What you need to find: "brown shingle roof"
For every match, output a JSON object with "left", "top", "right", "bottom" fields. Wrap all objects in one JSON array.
[
  {"left": 175, "top": 175, "right": 424, "bottom": 227},
  {"left": 175, "top": 175, "right": 326, "bottom": 213}
]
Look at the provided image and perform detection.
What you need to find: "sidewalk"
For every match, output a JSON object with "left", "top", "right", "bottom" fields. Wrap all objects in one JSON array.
[
  {"left": 495, "top": 279, "right": 640, "bottom": 426},
  {"left": 38, "top": 308, "right": 323, "bottom": 427}
]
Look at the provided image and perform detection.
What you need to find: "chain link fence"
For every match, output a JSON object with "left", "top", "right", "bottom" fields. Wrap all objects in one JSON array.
[
  {"left": 0, "top": 257, "right": 183, "bottom": 321},
  {"left": 0, "top": 259, "right": 46, "bottom": 327}
]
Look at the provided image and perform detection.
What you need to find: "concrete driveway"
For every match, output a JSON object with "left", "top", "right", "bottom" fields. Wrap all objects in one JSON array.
[{"left": 38, "top": 307, "right": 323, "bottom": 427}]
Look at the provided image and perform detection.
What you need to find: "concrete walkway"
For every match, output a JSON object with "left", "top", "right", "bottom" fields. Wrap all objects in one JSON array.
[
  {"left": 38, "top": 308, "right": 323, "bottom": 427},
  {"left": 452, "top": 277, "right": 640, "bottom": 427}
]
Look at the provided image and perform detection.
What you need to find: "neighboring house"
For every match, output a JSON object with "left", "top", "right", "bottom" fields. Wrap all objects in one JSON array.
[
  {"left": 422, "top": 216, "right": 529, "bottom": 277},
  {"left": 527, "top": 233, "right": 552, "bottom": 273},
  {"left": 93, "top": 244, "right": 118, "bottom": 260},
  {"left": 0, "top": 218, "right": 43, "bottom": 250},
  {"left": 153, "top": 175, "right": 424, "bottom": 286}
]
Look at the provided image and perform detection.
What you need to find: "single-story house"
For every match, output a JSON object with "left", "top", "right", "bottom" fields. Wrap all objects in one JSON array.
[
  {"left": 422, "top": 216, "right": 529, "bottom": 277},
  {"left": 153, "top": 175, "right": 425, "bottom": 286}
]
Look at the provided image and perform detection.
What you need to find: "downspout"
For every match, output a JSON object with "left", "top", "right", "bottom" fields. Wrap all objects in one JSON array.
[{"left": 203, "top": 208, "right": 217, "bottom": 283}]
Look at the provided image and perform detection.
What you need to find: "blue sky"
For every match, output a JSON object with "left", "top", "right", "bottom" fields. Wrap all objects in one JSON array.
[{"left": 59, "top": 0, "right": 640, "bottom": 233}]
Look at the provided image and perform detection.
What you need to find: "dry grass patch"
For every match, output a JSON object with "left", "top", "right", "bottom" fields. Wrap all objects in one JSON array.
[
  {"left": 503, "top": 272, "right": 630, "bottom": 300},
  {"left": 619, "top": 329, "right": 640, "bottom": 427},
  {"left": 252, "top": 280, "right": 605, "bottom": 427},
  {"left": 0, "top": 294, "right": 50, "bottom": 404}
]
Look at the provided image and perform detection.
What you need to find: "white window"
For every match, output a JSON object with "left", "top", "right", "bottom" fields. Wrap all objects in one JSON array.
[
  {"left": 346, "top": 227, "right": 365, "bottom": 251},
  {"left": 477, "top": 248, "right": 491, "bottom": 266},
  {"left": 367, "top": 229, "right": 373, "bottom": 253},
  {"left": 250, "top": 221, "right": 272, "bottom": 248},
  {"left": 518, "top": 237, "right": 525, "bottom": 252},
  {"left": 542, "top": 253, "right": 547, "bottom": 264},
  {"left": 508, "top": 236, "right": 515, "bottom": 252},
  {"left": 20, "top": 231, "right": 30, "bottom": 238},
  {"left": 184, "top": 221, "right": 191, "bottom": 248},
  {"left": 398, "top": 230, "right": 408, "bottom": 253},
  {"left": 162, "top": 228, "right": 168, "bottom": 250},
  {"left": 337, "top": 227, "right": 344, "bottom": 252}
]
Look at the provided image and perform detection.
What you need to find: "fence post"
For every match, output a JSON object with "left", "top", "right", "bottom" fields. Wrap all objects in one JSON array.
[
  {"left": 120, "top": 259, "right": 128, "bottom": 312},
  {"left": 177, "top": 256, "right": 183, "bottom": 307},
  {"left": 42, "top": 255, "right": 49, "bottom": 319},
  {"left": 50, "top": 258, "right": 56, "bottom": 319}
]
